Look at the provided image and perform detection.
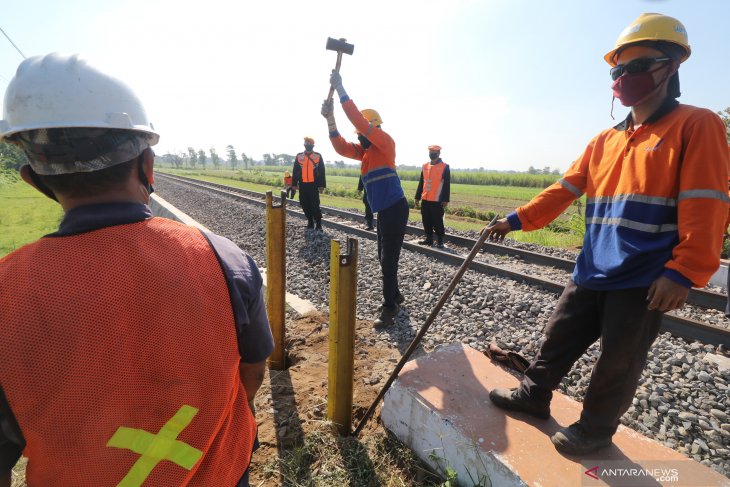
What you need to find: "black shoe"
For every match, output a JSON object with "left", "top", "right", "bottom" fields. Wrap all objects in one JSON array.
[
  {"left": 436, "top": 235, "right": 444, "bottom": 249},
  {"left": 551, "top": 422, "right": 612, "bottom": 455},
  {"left": 374, "top": 304, "right": 400, "bottom": 327},
  {"left": 315, "top": 220, "right": 323, "bottom": 232},
  {"left": 418, "top": 237, "right": 433, "bottom": 246},
  {"left": 395, "top": 293, "right": 405, "bottom": 305},
  {"left": 488, "top": 388, "right": 550, "bottom": 420},
  {"left": 365, "top": 221, "right": 374, "bottom": 231},
  {"left": 306, "top": 220, "right": 314, "bottom": 230}
]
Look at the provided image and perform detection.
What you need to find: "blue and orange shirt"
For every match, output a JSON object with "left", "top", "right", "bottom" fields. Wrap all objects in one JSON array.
[
  {"left": 329, "top": 98, "right": 404, "bottom": 213},
  {"left": 507, "top": 99, "right": 730, "bottom": 290}
]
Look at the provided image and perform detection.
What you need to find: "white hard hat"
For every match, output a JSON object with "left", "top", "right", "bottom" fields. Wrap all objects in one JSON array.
[{"left": 0, "top": 53, "right": 159, "bottom": 144}]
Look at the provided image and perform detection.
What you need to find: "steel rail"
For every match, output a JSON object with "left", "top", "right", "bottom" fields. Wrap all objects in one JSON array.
[
  {"left": 157, "top": 173, "right": 730, "bottom": 347},
  {"left": 158, "top": 173, "right": 726, "bottom": 312}
]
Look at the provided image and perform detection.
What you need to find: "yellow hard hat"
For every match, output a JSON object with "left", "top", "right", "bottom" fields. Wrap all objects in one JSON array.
[
  {"left": 360, "top": 109, "right": 383, "bottom": 127},
  {"left": 604, "top": 13, "right": 690, "bottom": 66},
  {"left": 284, "top": 171, "right": 291, "bottom": 177}
]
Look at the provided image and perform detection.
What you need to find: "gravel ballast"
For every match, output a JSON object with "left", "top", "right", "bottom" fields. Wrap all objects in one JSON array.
[{"left": 155, "top": 177, "right": 730, "bottom": 477}]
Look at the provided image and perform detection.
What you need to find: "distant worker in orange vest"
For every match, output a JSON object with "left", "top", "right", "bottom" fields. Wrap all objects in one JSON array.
[
  {"left": 484, "top": 14, "right": 729, "bottom": 455},
  {"left": 291, "top": 136, "right": 326, "bottom": 232},
  {"left": 283, "top": 170, "right": 295, "bottom": 199},
  {"left": 0, "top": 53, "right": 273, "bottom": 486},
  {"left": 415, "top": 145, "right": 450, "bottom": 248}
]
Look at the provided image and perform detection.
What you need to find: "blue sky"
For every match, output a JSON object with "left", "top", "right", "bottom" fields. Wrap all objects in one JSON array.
[{"left": 1, "top": 0, "right": 728, "bottom": 171}]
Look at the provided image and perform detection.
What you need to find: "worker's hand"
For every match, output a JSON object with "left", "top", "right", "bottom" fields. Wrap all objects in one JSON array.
[
  {"left": 441, "top": 202, "right": 448, "bottom": 208},
  {"left": 330, "top": 70, "right": 343, "bottom": 90},
  {"left": 482, "top": 218, "right": 511, "bottom": 241},
  {"left": 330, "top": 70, "right": 347, "bottom": 99},
  {"left": 414, "top": 200, "right": 420, "bottom": 209},
  {"left": 292, "top": 185, "right": 298, "bottom": 191},
  {"left": 321, "top": 99, "right": 334, "bottom": 119},
  {"left": 318, "top": 187, "right": 325, "bottom": 194},
  {"left": 647, "top": 276, "right": 690, "bottom": 312}
]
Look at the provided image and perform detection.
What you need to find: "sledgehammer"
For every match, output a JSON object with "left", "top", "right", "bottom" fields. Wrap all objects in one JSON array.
[
  {"left": 353, "top": 215, "right": 500, "bottom": 437},
  {"left": 325, "top": 37, "right": 354, "bottom": 103}
]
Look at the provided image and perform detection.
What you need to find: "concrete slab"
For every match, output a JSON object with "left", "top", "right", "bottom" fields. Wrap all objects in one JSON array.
[
  {"left": 382, "top": 343, "right": 729, "bottom": 487},
  {"left": 710, "top": 262, "right": 728, "bottom": 289},
  {"left": 149, "top": 194, "right": 317, "bottom": 316}
]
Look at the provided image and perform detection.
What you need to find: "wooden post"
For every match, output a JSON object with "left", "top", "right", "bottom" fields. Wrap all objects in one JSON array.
[
  {"left": 327, "top": 237, "right": 358, "bottom": 435},
  {"left": 266, "top": 191, "right": 287, "bottom": 370}
]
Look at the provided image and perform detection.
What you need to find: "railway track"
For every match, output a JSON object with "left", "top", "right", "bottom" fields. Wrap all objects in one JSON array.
[{"left": 156, "top": 172, "right": 730, "bottom": 347}]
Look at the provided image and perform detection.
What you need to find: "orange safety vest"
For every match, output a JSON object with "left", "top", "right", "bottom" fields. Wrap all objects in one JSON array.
[
  {"left": 297, "top": 152, "right": 321, "bottom": 183},
  {"left": 421, "top": 161, "right": 447, "bottom": 202},
  {"left": 0, "top": 218, "right": 255, "bottom": 486},
  {"left": 284, "top": 176, "right": 292, "bottom": 186}
]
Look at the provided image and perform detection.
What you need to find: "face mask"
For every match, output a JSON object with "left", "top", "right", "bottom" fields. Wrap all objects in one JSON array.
[
  {"left": 358, "top": 134, "right": 372, "bottom": 149},
  {"left": 429, "top": 152, "right": 439, "bottom": 161},
  {"left": 611, "top": 70, "right": 660, "bottom": 107},
  {"left": 304, "top": 144, "right": 314, "bottom": 152}
]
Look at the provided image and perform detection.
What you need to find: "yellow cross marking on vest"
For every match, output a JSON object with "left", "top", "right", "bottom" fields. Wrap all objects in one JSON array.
[{"left": 106, "top": 405, "right": 203, "bottom": 487}]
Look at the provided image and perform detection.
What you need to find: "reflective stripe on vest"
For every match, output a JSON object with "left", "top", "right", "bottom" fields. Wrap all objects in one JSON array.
[
  {"left": 297, "top": 152, "right": 321, "bottom": 183},
  {"left": 0, "top": 218, "right": 255, "bottom": 486},
  {"left": 421, "top": 161, "right": 446, "bottom": 201}
]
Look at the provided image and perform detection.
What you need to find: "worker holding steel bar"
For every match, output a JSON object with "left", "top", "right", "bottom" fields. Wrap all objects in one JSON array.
[
  {"left": 322, "top": 72, "right": 408, "bottom": 327},
  {"left": 484, "top": 13, "right": 730, "bottom": 456}
]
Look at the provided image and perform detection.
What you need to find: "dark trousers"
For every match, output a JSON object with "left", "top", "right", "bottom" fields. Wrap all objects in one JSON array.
[
  {"left": 363, "top": 191, "right": 373, "bottom": 225},
  {"left": 286, "top": 186, "right": 296, "bottom": 199},
  {"left": 420, "top": 200, "right": 445, "bottom": 237},
  {"left": 725, "top": 266, "right": 730, "bottom": 318},
  {"left": 298, "top": 183, "right": 321, "bottom": 222},
  {"left": 519, "top": 280, "right": 663, "bottom": 436},
  {"left": 376, "top": 197, "right": 409, "bottom": 307}
]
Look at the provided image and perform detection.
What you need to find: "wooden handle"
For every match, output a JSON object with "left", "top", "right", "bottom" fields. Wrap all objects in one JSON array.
[{"left": 326, "top": 51, "right": 344, "bottom": 103}]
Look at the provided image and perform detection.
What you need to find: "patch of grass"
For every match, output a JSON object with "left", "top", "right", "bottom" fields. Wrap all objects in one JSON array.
[
  {"left": 266, "top": 421, "right": 442, "bottom": 486},
  {"left": 0, "top": 181, "right": 64, "bottom": 258},
  {"left": 11, "top": 457, "right": 26, "bottom": 487}
]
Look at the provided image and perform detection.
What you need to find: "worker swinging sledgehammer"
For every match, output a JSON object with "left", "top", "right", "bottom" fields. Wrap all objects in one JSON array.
[
  {"left": 322, "top": 71, "right": 409, "bottom": 327},
  {"left": 291, "top": 136, "right": 326, "bottom": 232}
]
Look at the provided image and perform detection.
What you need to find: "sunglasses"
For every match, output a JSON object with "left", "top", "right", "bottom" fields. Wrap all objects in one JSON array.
[{"left": 610, "top": 57, "right": 671, "bottom": 81}]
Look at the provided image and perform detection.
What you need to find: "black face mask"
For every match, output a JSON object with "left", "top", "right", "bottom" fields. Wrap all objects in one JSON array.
[
  {"left": 429, "top": 152, "right": 439, "bottom": 161},
  {"left": 358, "top": 134, "right": 372, "bottom": 149},
  {"left": 304, "top": 144, "right": 314, "bottom": 152}
]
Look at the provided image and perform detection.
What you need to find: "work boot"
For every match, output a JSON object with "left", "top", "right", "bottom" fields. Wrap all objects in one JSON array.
[
  {"left": 315, "top": 219, "right": 323, "bottom": 232},
  {"left": 306, "top": 219, "right": 314, "bottom": 231},
  {"left": 436, "top": 235, "right": 444, "bottom": 249},
  {"left": 418, "top": 234, "right": 433, "bottom": 246},
  {"left": 488, "top": 388, "right": 550, "bottom": 420},
  {"left": 365, "top": 220, "right": 374, "bottom": 231},
  {"left": 551, "top": 422, "right": 613, "bottom": 455},
  {"left": 373, "top": 304, "right": 400, "bottom": 327}
]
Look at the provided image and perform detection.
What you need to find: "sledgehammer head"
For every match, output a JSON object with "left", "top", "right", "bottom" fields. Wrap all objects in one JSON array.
[{"left": 326, "top": 37, "right": 354, "bottom": 55}]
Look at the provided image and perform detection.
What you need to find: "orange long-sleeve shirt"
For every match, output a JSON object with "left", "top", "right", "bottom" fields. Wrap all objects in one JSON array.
[
  {"left": 507, "top": 99, "right": 730, "bottom": 289},
  {"left": 329, "top": 98, "right": 404, "bottom": 213}
]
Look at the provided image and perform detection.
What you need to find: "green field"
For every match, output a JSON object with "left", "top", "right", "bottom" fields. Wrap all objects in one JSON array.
[
  {"left": 159, "top": 168, "right": 585, "bottom": 249},
  {"left": 0, "top": 180, "right": 64, "bottom": 258}
]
